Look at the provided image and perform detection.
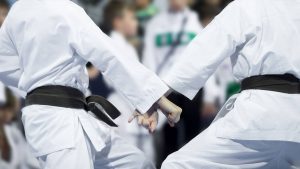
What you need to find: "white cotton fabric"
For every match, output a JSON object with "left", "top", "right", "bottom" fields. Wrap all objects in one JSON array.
[
  {"left": 0, "top": 0, "right": 167, "bottom": 168},
  {"left": 164, "top": 0, "right": 300, "bottom": 143},
  {"left": 0, "top": 0, "right": 168, "bottom": 113}
]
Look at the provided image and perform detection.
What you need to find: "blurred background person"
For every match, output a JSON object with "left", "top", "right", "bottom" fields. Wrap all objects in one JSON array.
[
  {"left": 102, "top": 0, "right": 156, "bottom": 162},
  {"left": 193, "top": 0, "right": 222, "bottom": 27},
  {"left": 153, "top": 0, "right": 168, "bottom": 13},
  {"left": 86, "top": 62, "right": 111, "bottom": 98},
  {"left": 134, "top": 0, "right": 158, "bottom": 39},
  {"left": 72, "top": 0, "right": 109, "bottom": 24},
  {"left": 142, "top": 0, "right": 203, "bottom": 166},
  {"left": 134, "top": 0, "right": 159, "bottom": 59},
  {"left": 0, "top": 0, "right": 9, "bottom": 27},
  {"left": 221, "top": 0, "right": 234, "bottom": 9},
  {"left": 5, "top": 0, "right": 15, "bottom": 7},
  {"left": 205, "top": 0, "right": 222, "bottom": 7},
  {"left": 0, "top": 82, "right": 40, "bottom": 169}
]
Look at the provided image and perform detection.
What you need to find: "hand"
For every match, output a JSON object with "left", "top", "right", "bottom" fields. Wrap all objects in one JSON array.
[
  {"left": 128, "top": 96, "right": 182, "bottom": 132},
  {"left": 157, "top": 96, "right": 182, "bottom": 127},
  {"left": 128, "top": 109, "right": 158, "bottom": 133}
]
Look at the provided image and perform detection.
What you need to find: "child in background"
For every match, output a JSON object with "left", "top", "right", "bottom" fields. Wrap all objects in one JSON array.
[
  {"left": 102, "top": 1, "right": 156, "bottom": 163},
  {"left": 135, "top": 0, "right": 158, "bottom": 38}
]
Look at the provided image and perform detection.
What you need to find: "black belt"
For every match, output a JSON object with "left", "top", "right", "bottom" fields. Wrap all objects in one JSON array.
[
  {"left": 241, "top": 74, "right": 300, "bottom": 94},
  {"left": 25, "top": 85, "right": 121, "bottom": 127}
]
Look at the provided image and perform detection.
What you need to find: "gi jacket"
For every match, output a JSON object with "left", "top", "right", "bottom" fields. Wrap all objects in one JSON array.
[
  {"left": 0, "top": 0, "right": 168, "bottom": 156},
  {"left": 0, "top": 0, "right": 168, "bottom": 114},
  {"left": 164, "top": 0, "right": 300, "bottom": 143}
]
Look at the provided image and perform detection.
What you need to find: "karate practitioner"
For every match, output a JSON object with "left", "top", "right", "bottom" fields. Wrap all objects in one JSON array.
[
  {"left": 0, "top": 82, "right": 40, "bottom": 169},
  {"left": 161, "top": 0, "right": 300, "bottom": 168},
  {"left": 0, "top": 0, "right": 182, "bottom": 169},
  {"left": 103, "top": 1, "right": 155, "bottom": 160}
]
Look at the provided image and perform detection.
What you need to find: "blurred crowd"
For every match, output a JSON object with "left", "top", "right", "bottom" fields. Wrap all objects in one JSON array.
[{"left": 0, "top": 0, "right": 239, "bottom": 168}]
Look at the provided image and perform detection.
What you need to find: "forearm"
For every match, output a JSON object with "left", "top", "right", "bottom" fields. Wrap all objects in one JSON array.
[
  {"left": 72, "top": 10, "right": 169, "bottom": 113},
  {"left": 98, "top": 54, "right": 169, "bottom": 113}
]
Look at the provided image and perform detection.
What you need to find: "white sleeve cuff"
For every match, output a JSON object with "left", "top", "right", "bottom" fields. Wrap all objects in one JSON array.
[
  {"left": 163, "top": 76, "right": 199, "bottom": 100},
  {"left": 135, "top": 81, "right": 169, "bottom": 114}
]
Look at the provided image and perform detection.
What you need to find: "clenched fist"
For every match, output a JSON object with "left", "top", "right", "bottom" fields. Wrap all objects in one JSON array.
[
  {"left": 157, "top": 96, "right": 182, "bottom": 127},
  {"left": 129, "top": 96, "right": 182, "bottom": 133}
]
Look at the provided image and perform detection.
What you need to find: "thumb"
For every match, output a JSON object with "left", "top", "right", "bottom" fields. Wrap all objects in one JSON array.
[
  {"left": 128, "top": 111, "right": 140, "bottom": 123},
  {"left": 149, "top": 117, "right": 158, "bottom": 133}
]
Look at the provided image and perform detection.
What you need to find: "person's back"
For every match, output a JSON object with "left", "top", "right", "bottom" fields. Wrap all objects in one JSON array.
[
  {"left": 228, "top": 0, "right": 300, "bottom": 80},
  {"left": 161, "top": 0, "right": 300, "bottom": 168},
  {"left": 161, "top": 0, "right": 300, "bottom": 98},
  {"left": 218, "top": 0, "right": 300, "bottom": 141},
  {"left": 6, "top": 0, "right": 90, "bottom": 93}
]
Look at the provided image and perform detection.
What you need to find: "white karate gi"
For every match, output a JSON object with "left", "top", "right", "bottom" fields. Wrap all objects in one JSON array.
[
  {"left": 162, "top": 0, "right": 300, "bottom": 168},
  {"left": 0, "top": 0, "right": 168, "bottom": 169},
  {"left": 203, "top": 58, "right": 235, "bottom": 107},
  {"left": 107, "top": 31, "right": 155, "bottom": 160}
]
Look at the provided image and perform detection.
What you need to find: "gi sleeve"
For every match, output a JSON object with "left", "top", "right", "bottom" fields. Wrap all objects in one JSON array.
[
  {"left": 0, "top": 17, "right": 21, "bottom": 88},
  {"left": 163, "top": 1, "right": 255, "bottom": 99},
  {"left": 70, "top": 9, "right": 169, "bottom": 113}
]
